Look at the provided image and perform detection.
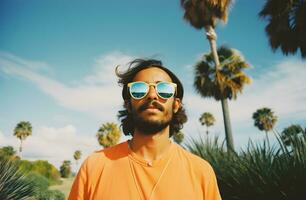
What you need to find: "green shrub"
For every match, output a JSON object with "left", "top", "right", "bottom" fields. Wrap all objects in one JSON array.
[
  {"left": 185, "top": 134, "right": 306, "bottom": 200},
  {"left": 36, "top": 189, "right": 65, "bottom": 200},
  {"left": 27, "top": 172, "right": 66, "bottom": 200},
  {"left": 28, "top": 172, "right": 50, "bottom": 191},
  {"left": 18, "top": 159, "right": 61, "bottom": 185},
  {"left": 32, "top": 160, "right": 61, "bottom": 184},
  {"left": 18, "top": 159, "right": 33, "bottom": 171},
  {"left": 0, "top": 159, "right": 36, "bottom": 199}
]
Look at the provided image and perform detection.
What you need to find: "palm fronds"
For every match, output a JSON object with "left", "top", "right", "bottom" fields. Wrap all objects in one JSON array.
[
  {"left": 181, "top": 0, "right": 233, "bottom": 28},
  {"left": 194, "top": 45, "right": 251, "bottom": 101}
]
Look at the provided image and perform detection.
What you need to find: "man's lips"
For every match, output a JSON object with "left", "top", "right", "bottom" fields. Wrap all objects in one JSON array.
[{"left": 144, "top": 107, "right": 159, "bottom": 112}]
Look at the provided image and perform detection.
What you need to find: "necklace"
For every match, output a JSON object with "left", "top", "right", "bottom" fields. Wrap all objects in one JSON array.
[
  {"left": 127, "top": 140, "right": 174, "bottom": 200},
  {"left": 128, "top": 139, "right": 156, "bottom": 166}
]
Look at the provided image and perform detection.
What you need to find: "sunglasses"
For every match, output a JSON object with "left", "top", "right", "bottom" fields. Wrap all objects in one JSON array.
[{"left": 127, "top": 81, "right": 177, "bottom": 100}]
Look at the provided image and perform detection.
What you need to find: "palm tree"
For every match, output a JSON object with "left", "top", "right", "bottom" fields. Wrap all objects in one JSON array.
[
  {"left": 199, "top": 112, "right": 216, "bottom": 135},
  {"left": 281, "top": 124, "right": 305, "bottom": 146},
  {"left": 194, "top": 45, "right": 251, "bottom": 151},
  {"left": 60, "top": 160, "right": 71, "bottom": 178},
  {"left": 13, "top": 121, "right": 32, "bottom": 154},
  {"left": 252, "top": 107, "right": 278, "bottom": 148},
  {"left": 173, "top": 131, "right": 185, "bottom": 144},
  {"left": 259, "top": 0, "right": 306, "bottom": 58},
  {"left": 180, "top": 0, "right": 236, "bottom": 151},
  {"left": 73, "top": 150, "right": 82, "bottom": 166},
  {"left": 96, "top": 122, "right": 121, "bottom": 148},
  {"left": 0, "top": 146, "right": 18, "bottom": 160}
]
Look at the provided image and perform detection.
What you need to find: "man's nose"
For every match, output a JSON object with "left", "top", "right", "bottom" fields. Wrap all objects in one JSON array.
[{"left": 146, "top": 85, "right": 158, "bottom": 100}]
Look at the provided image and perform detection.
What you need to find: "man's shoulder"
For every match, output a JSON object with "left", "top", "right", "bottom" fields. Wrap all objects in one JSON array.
[
  {"left": 174, "top": 143, "right": 214, "bottom": 171},
  {"left": 83, "top": 141, "right": 128, "bottom": 168}
]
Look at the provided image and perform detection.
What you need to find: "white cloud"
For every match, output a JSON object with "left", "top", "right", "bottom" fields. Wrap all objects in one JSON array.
[
  {"left": 0, "top": 51, "right": 52, "bottom": 74},
  {"left": 84, "top": 51, "right": 133, "bottom": 85},
  {"left": 0, "top": 51, "right": 135, "bottom": 121}
]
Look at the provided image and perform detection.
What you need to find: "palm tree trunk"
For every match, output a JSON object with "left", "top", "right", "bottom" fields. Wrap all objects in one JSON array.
[
  {"left": 221, "top": 98, "right": 234, "bottom": 151},
  {"left": 204, "top": 25, "right": 235, "bottom": 152},
  {"left": 19, "top": 139, "right": 23, "bottom": 153},
  {"left": 265, "top": 131, "right": 270, "bottom": 149}
]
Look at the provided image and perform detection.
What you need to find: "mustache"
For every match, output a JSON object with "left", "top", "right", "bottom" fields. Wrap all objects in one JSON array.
[{"left": 138, "top": 101, "right": 165, "bottom": 112}]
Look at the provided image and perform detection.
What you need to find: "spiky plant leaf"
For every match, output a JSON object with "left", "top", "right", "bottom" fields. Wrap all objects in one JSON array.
[{"left": 0, "top": 159, "right": 36, "bottom": 199}]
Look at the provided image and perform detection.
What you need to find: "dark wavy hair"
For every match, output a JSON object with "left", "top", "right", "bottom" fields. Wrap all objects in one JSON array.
[{"left": 116, "top": 58, "right": 187, "bottom": 137}]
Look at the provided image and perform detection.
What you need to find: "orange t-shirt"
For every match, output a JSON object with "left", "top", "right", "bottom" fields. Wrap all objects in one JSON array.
[{"left": 68, "top": 141, "right": 221, "bottom": 200}]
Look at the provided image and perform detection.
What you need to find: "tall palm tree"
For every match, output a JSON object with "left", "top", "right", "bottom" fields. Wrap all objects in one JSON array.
[
  {"left": 252, "top": 107, "right": 278, "bottom": 148},
  {"left": 96, "top": 122, "right": 121, "bottom": 148},
  {"left": 199, "top": 112, "right": 216, "bottom": 135},
  {"left": 180, "top": 0, "right": 235, "bottom": 151},
  {"left": 73, "top": 150, "right": 82, "bottom": 166},
  {"left": 194, "top": 46, "right": 251, "bottom": 151},
  {"left": 259, "top": 0, "right": 306, "bottom": 58},
  {"left": 13, "top": 121, "right": 32, "bottom": 154}
]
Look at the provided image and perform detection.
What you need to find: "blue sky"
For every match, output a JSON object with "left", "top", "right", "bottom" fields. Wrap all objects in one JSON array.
[{"left": 1, "top": 0, "right": 305, "bottom": 170}]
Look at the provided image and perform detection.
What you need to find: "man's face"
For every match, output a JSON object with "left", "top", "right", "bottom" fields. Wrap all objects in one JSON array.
[{"left": 128, "top": 67, "right": 181, "bottom": 135}]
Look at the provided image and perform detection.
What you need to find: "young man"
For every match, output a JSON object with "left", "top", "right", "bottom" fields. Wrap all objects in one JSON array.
[{"left": 68, "top": 59, "right": 222, "bottom": 200}]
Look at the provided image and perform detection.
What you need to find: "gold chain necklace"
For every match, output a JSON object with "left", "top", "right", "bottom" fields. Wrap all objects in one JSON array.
[{"left": 128, "top": 140, "right": 173, "bottom": 200}]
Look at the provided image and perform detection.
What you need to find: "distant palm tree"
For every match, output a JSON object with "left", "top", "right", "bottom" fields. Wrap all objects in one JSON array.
[
  {"left": 180, "top": 0, "right": 235, "bottom": 151},
  {"left": 96, "top": 122, "right": 121, "bottom": 148},
  {"left": 0, "top": 146, "right": 16, "bottom": 157},
  {"left": 259, "top": 0, "right": 306, "bottom": 58},
  {"left": 199, "top": 112, "right": 216, "bottom": 135},
  {"left": 13, "top": 121, "right": 32, "bottom": 154},
  {"left": 252, "top": 107, "right": 278, "bottom": 148},
  {"left": 281, "top": 124, "right": 305, "bottom": 146},
  {"left": 173, "top": 131, "right": 185, "bottom": 145},
  {"left": 194, "top": 46, "right": 251, "bottom": 150},
  {"left": 0, "top": 146, "right": 19, "bottom": 160},
  {"left": 73, "top": 150, "right": 82, "bottom": 166},
  {"left": 60, "top": 160, "right": 71, "bottom": 178}
]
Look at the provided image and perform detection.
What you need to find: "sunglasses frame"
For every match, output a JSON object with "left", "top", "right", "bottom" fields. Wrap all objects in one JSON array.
[{"left": 127, "top": 81, "right": 177, "bottom": 100}]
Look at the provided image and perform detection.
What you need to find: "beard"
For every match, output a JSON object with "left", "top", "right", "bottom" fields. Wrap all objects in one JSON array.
[{"left": 132, "top": 101, "right": 174, "bottom": 135}]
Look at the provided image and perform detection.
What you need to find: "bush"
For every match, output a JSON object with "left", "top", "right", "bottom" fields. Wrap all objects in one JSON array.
[
  {"left": 18, "top": 159, "right": 61, "bottom": 185},
  {"left": 0, "top": 159, "right": 36, "bottom": 199},
  {"left": 35, "top": 189, "right": 65, "bottom": 200},
  {"left": 32, "top": 160, "right": 61, "bottom": 184},
  {"left": 28, "top": 172, "right": 50, "bottom": 191},
  {"left": 185, "top": 134, "right": 306, "bottom": 200},
  {"left": 27, "top": 172, "right": 65, "bottom": 200}
]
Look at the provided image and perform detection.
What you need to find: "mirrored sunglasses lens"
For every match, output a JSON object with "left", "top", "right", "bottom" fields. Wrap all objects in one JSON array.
[
  {"left": 157, "top": 82, "right": 175, "bottom": 98},
  {"left": 130, "top": 82, "right": 148, "bottom": 99}
]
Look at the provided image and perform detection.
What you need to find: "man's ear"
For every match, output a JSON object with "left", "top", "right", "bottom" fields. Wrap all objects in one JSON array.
[{"left": 173, "top": 98, "right": 181, "bottom": 113}]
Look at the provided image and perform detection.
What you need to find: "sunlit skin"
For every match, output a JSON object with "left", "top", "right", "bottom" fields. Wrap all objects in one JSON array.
[{"left": 126, "top": 67, "right": 181, "bottom": 162}]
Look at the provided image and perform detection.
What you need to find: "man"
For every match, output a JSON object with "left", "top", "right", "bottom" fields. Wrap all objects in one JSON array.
[{"left": 68, "top": 59, "right": 221, "bottom": 200}]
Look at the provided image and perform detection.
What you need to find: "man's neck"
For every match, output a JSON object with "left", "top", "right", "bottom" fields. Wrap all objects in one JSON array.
[{"left": 129, "top": 127, "right": 171, "bottom": 162}]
